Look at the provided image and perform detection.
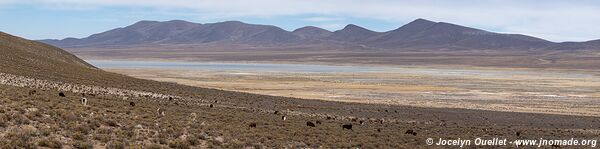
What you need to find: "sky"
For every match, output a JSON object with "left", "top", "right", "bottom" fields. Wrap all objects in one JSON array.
[{"left": 0, "top": 0, "right": 599, "bottom": 42}]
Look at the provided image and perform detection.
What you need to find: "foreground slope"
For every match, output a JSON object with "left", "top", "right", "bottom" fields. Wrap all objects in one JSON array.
[{"left": 3, "top": 32, "right": 600, "bottom": 148}]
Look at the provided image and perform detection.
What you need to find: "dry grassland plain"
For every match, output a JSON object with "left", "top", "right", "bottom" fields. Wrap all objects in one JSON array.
[{"left": 104, "top": 64, "right": 600, "bottom": 117}]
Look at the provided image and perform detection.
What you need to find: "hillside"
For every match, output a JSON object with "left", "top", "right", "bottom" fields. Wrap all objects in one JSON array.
[{"left": 0, "top": 32, "right": 97, "bottom": 82}]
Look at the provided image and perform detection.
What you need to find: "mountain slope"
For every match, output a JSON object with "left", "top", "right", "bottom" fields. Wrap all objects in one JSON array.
[
  {"left": 367, "top": 19, "right": 551, "bottom": 49},
  {"left": 326, "top": 24, "right": 380, "bottom": 42},
  {"left": 164, "top": 21, "right": 300, "bottom": 44},
  {"left": 1, "top": 31, "right": 204, "bottom": 94},
  {"left": 549, "top": 39, "right": 600, "bottom": 50},
  {"left": 0, "top": 32, "right": 99, "bottom": 81},
  {"left": 292, "top": 26, "right": 332, "bottom": 39}
]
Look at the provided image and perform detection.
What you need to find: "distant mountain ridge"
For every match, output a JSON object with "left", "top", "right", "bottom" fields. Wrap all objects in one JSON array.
[
  {"left": 40, "top": 18, "right": 600, "bottom": 50},
  {"left": 42, "top": 20, "right": 300, "bottom": 47},
  {"left": 326, "top": 24, "right": 380, "bottom": 42},
  {"left": 292, "top": 26, "right": 332, "bottom": 39},
  {"left": 365, "top": 19, "right": 551, "bottom": 49}
]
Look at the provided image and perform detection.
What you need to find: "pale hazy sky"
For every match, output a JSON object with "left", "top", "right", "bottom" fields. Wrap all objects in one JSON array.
[{"left": 0, "top": 0, "right": 599, "bottom": 42}]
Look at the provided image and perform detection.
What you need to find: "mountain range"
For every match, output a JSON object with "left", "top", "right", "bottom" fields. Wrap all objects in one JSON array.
[{"left": 40, "top": 18, "right": 600, "bottom": 50}]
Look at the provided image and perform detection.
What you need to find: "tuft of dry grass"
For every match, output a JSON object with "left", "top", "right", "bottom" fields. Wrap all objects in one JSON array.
[
  {"left": 37, "top": 137, "right": 63, "bottom": 149},
  {"left": 73, "top": 141, "right": 94, "bottom": 149}
]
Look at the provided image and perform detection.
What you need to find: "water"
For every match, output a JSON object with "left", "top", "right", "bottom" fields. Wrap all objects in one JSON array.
[
  {"left": 86, "top": 60, "right": 595, "bottom": 78},
  {"left": 86, "top": 60, "right": 387, "bottom": 73}
]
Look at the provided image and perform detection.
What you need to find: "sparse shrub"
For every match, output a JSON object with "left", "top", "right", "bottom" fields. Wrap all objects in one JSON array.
[
  {"left": 3, "top": 130, "right": 36, "bottom": 148},
  {"left": 168, "top": 139, "right": 191, "bottom": 149},
  {"left": 71, "top": 132, "right": 86, "bottom": 140},
  {"left": 186, "top": 134, "right": 200, "bottom": 146},
  {"left": 113, "top": 128, "right": 135, "bottom": 139},
  {"left": 87, "top": 119, "right": 101, "bottom": 129},
  {"left": 73, "top": 141, "right": 94, "bottom": 149},
  {"left": 14, "top": 114, "right": 31, "bottom": 125},
  {"left": 228, "top": 139, "right": 247, "bottom": 148},
  {"left": 38, "top": 138, "right": 63, "bottom": 149},
  {"left": 145, "top": 143, "right": 163, "bottom": 149},
  {"left": 39, "top": 127, "right": 52, "bottom": 137},
  {"left": 93, "top": 134, "right": 112, "bottom": 143},
  {"left": 26, "top": 110, "right": 43, "bottom": 121},
  {"left": 62, "top": 112, "right": 79, "bottom": 122},
  {"left": 75, "top": 124, "right": 93, "bottom": 134},
  {"left": 104, "top": 119, "right": 119, "bottom": 127},
  {"left": 97, "top": 127, "right": 112, "bottom": 134},
  {"left": 107, "top": 140, "right": 126, "bottom": 149},
  {"left": 159, "top": 138, "right": 168, "bottom": 145}
]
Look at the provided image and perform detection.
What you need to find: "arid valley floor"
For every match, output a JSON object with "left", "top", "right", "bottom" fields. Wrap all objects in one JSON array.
[{"left": 103, "top": 62, "right": 600, "bottom": 117}]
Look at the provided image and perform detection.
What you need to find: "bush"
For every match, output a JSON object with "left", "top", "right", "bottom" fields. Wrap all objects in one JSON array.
[
  {"left": 104, "top": 119, "right": 119, "bottom": 127},
  {"left": 93, "top": 134, "right": 112, "bottom": 143},
  {"left": 14, "top": 114, "right": 31, "bottom": 125},
  {"left": 186, "top": 134, "right": 200, "bottom": 146},
  {"left": 168, "top": 139, "right": 191, "bottom": 149},
  {"left": 38, "top": 138, "right": 63, "bottom": 149},
  {"left": 62, "top": 112, "right": 80, "bottom": 122},
  {"left": 3, "top": 131, "right": 35, "bottom": 148},
  {"left": 73, "top": 141, "right": 94, "bottom": 149},
  {"left": 145, "top": 143, "right": 164, "bottom": 149},
  {"left": 107, "top": 140, "right": 126, "bottom": 149},
  {"left": 75, "top": 124, "right": 93, "bottom": 134},
  {"left": 71, "top": 132, "right": 86, "bottom": 141}
]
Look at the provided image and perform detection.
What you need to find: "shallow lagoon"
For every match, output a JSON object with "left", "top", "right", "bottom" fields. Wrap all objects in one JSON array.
[{"left": 87, "top": 60, "right": 386, "bottom": 73}]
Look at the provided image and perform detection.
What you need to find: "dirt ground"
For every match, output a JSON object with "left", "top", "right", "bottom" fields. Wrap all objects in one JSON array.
[
  {"left": 106, "top": 64, "right": 600, "bottom": 117},
  {"left": 2, "top": 83, "right": 600, "bottom": 148}
]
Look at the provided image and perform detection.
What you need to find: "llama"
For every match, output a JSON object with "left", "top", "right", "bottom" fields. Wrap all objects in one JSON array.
[
  {"left": 190, "top": 113, "right": 197, "bottom": 122},
  {"left": 306, "top": 121, "right": 316, "bottom": 127},
  {"left": 28, "top": 90, "right": 36, "bottom": 95},
  {"left": 342, "top": 124, "right": 353, "bottom": 130},
  {"left": 81, "top": 98, "right": 87, "bottom": 106},
  {"left": 249, "top": 123, "right": 257, "bottom": 128},
  {"left": 157, "top": 108, "right": 166, "bottom": 117}
]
